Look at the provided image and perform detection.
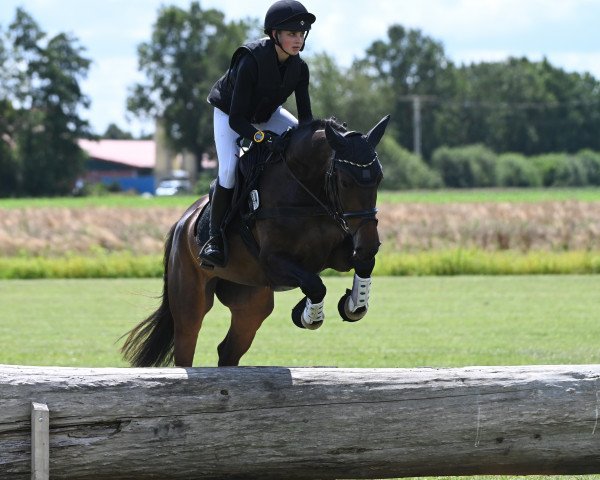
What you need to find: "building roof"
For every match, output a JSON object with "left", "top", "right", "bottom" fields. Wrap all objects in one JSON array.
[{"left": 78, "top": 139, "right": 155, "bottom": 169}]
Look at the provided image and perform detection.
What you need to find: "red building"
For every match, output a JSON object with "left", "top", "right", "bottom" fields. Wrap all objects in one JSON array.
[{"left": 78, "top": 139, "right": 156, "bottom": 193}]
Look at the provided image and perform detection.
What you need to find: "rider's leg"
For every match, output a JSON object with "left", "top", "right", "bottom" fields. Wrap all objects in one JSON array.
[
  {"left": 199, "top": 108, "right": 237, "bottom": 266},
  {"left": 199, "top": 183, "right": 233, "bottom": 267},
  {"left": 255, "top": 106, "right": 298, "bottom": 135}
]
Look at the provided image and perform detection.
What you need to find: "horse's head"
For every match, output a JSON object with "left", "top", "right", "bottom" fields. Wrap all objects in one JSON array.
[{"left": 324, "top": 115, "right": 390, "bottom": 265}]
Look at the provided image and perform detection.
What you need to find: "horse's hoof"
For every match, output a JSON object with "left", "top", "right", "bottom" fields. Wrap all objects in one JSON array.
[
  {"left": 338, "top": 289, "right": 367, "bottom": 322},
  {"left": 292, "top": 297, "right": 323, "bottom": 330}
]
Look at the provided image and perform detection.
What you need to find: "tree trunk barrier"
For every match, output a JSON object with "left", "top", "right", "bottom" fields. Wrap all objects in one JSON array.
[{"left": 2, "top": 364, "right": 600, "bottom": 479}]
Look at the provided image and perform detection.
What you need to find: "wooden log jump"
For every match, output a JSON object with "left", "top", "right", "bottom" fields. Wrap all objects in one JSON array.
[{"left": 2, "top": 364, "right": 600, "bottom": 479}]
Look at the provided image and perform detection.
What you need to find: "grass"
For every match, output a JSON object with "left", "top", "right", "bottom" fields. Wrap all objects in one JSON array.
[
  {"left": 1, "top": 250, "right": 599, "bottom": 279},
  {"left": 0, "top": 194, "right": 200, "bottom": 209},
  {"left": 378, "top": 187, "right": 600, "bottom": 204},
  {"left": 1, "top": 276, "right": 599, "bottom": 368},
  {"left": 1, "top": 187, "right": 600, "bottom": 209},
  {"left": 0, "top": 252, "right": 164, "bottom": 279}
]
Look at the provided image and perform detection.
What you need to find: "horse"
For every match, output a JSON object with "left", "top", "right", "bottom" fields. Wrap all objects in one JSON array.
[{"left": 121, "top": 115, "right": 390, "bottom": 367}]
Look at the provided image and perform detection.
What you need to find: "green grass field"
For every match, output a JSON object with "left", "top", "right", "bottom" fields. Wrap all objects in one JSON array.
[
  {"left": 1, "top": 187, "right": 600, "bottom": 209},
  {"left": 2, "top": 276, "right": 599, "bottom": 368}
]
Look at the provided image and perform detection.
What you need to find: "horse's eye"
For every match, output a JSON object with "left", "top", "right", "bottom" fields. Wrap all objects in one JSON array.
[{"left": 340, "top": 178, "right": 351, "bottom": 189}]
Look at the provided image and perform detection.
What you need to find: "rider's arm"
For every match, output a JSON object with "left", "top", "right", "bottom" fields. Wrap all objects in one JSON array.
[
  {"left": 295, "top": 61, "right": 313, "bottom": 124},
  {"left": 228, "top": 55, "right": 260, "bottom": 141}
]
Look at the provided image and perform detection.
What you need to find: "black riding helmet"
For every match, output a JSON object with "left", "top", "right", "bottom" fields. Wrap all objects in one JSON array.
[{"left": 264, "top": 0, "right": 316, "bottom": 53}]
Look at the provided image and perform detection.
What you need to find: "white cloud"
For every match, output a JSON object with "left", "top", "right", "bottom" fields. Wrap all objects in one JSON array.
[
  {"left": 384, "top": 0, "right": 580, "bottom": 40},
  {"left": 549, "top": 51, "right": 600, "bottom": 78},
  {"left": 452, "top": 48, "right": 600, "bottom": 78}
]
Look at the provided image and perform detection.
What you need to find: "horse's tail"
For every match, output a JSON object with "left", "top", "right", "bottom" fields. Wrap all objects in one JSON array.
[{"left": 121, "top": 224, "right": 177, "bottom": 367}]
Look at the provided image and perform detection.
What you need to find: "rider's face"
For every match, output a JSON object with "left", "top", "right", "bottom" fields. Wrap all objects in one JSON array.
[{"left": 274, "top": 30, "right": 305, "bottom": 56}]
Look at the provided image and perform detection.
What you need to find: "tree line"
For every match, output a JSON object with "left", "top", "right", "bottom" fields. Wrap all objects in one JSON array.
[
  {"left": 1, "top": 3, "right": 600, "bottom": 196},
  {"left": 0, "top": 8, "right": 92, "bottom": 196}
]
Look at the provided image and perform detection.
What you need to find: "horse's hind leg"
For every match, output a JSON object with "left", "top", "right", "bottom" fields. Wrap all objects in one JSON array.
[
  {"left": 215, "top": 281, "right": 274, "bottom": 366},
  {"left": 170, "top": 267, "right": 217, "bottom": 367}
]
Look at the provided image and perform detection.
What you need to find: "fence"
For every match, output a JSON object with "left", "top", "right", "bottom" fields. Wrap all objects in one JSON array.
[{"left": 2, "top": 364, "right": 600, "bottom": 479}]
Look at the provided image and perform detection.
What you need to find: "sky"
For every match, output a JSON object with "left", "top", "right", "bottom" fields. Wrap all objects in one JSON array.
[{"left": 1, "top": 0, "right": 599, "bottom": 136}]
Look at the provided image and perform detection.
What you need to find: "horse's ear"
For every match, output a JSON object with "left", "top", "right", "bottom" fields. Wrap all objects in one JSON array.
[
  {"left": 366, "top": 115, "right": 391, "bottom": 148},
  {"left": 325, "top": 123, "right": 346, "bottom": 152}
]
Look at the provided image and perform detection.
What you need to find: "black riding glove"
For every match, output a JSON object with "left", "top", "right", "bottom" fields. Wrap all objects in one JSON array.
[{"left": 263, "top": 132, "right": 286, "bottom": 154}]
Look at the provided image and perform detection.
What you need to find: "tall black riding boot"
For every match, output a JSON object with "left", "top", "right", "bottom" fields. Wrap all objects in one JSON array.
[{"left": 199, "top": 183, "right": 234, "bottom": 267}]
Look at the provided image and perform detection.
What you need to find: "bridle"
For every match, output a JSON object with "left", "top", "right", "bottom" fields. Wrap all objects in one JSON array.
[
  {"left": 325, "top": 151, "right": 381, "bottom": 234},
  {"left": 283, "top": 148, "right": 381, "bottom": 236}
]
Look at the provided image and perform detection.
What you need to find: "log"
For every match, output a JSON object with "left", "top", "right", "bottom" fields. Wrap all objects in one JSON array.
[{"left": 1, "top": 364, "right": 600, "bottom": 480}]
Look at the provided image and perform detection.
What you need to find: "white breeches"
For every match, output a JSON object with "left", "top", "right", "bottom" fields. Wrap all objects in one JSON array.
[{"left": 213, "top": 106, "right": 298, "bottom": 188}]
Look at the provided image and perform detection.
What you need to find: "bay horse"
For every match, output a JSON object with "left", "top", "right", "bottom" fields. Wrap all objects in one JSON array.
[{"left": 122, "top": 115, "right": 390, "bottom": 367}]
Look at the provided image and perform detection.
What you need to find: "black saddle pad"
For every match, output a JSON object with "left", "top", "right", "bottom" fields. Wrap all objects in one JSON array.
[
  {"left": 195, "top": 192, "right": 243, "bottom": 249},
  {"left": 195, "top": 201, "right": 211, "bottom": 248}
]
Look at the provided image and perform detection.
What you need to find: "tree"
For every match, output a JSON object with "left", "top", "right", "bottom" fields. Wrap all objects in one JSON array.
[
  {"left": 103, "top": 123, "right": 134, "bottom": 139},
  {"left": 0, "top": 99, "right": 19, "bottom": 196},
  {"left": 307, "top": 53, "right": 392, "bottom": 133},
  {"left": 447, "top": 58, "right": 600, "bottom": 155},
  {"left": 127, "top": 2, "right": 251, "bottom": 167},
  {"left": 362, "top": 25, "right": 456, "bottom": 158},
  {"left": 360, "top": 24, "right": 600, "bottom": 159},
  {"left": 4, "top": 8, "right": 92, "bottom": 196},
  {"left": 0, "top": 30, "right": 20, "bottom": 196}
]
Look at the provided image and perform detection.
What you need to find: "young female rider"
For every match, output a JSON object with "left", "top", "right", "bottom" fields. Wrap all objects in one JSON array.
[{"left": 200, "top": 0, "right": 316, "bottom": 267}]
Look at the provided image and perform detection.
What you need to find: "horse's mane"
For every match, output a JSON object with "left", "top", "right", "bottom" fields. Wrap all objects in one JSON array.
[
  {"left": 294, "top": 117, "right": 348, "bottom": 135},
  {"left": 285, "top": 117, "right": 348, "bottom": 161}
]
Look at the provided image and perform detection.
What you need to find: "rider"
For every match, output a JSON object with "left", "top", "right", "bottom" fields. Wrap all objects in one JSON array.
[{"left": 200, "top": 0, "right": 316, "bottom": 267}]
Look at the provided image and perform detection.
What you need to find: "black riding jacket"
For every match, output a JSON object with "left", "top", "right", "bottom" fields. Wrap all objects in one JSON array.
[{"left": 207, "top": 37, "right": 312, "bottom": 141}]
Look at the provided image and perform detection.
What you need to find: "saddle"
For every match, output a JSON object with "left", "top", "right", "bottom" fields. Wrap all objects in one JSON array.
[{"left": 196, "top": 131, "right": 290, "bottom": 262}]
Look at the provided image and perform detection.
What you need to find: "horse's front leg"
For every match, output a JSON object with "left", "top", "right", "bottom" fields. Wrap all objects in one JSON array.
[
  {"left": 338, "top": 256, "right": 375, "bottom": 323},
  {"left": 262, "top": 253, "right": 326, "bottom": 330}
]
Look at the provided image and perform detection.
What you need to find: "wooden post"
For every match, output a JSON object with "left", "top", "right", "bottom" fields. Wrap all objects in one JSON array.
[
  {"left": 30, "top": 402, "right": 49, "bottom": 480},
  {"left": 412, "top": 95, "right": 422, "bottom": 157}
]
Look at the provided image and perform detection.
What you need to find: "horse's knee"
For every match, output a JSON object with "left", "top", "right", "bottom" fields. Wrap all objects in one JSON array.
[{"left": 353, "top": 256, "right": 376, "bottom": 278}]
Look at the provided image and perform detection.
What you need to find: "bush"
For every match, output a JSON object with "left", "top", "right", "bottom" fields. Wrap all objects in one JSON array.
[
  {"left": 532, "top": 153, "right": 561, "bottom": 186},
  {"left": 576, "top": 149, "right": 600, "bottom": 186},
  {"left": 377, "top": 136, "right": 442, "bottom": 189},
  {"left": 431, "top": 144, "right": 497, "bottom": 188},
  {"left": 554, "top": 156, "right": 588, "bottom": 187},
  {"left": 496, "top": 153, "right": 542, "bottom": 187},
  {"left": 532, "top": 153, "right": 588, "bottom": 187}
]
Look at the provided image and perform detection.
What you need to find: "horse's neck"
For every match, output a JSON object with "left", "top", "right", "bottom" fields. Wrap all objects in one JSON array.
[{"left": 286, "top": 130, "right": 331, "bottom": 186}]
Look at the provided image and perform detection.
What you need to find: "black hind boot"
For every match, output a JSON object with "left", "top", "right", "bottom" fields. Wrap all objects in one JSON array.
[{"left": 199, "top": 183, "right": 234, "bottom": 267}]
